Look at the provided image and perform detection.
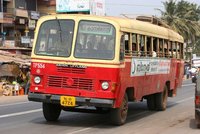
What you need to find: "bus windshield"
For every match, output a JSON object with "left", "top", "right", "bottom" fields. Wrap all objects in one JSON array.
[
  {"left": 34, "top": 19, "right": 74, "bottom": 57},
  {"left": 74, "top": 21, "right": 116, "bottom": 60}
]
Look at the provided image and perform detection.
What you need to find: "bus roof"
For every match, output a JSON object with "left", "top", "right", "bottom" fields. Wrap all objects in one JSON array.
[{"left": 39, "top": 14, "right": 184, "bottom": 43}]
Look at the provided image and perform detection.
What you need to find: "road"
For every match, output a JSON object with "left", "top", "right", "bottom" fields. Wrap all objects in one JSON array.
[{"left": 0, "top": 79, "right": 199, "bottom": 134}]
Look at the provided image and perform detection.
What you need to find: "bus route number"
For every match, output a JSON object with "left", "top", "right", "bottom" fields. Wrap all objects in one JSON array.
[{"left": 33, "top": 63, "right": 45, "bottom": 69}]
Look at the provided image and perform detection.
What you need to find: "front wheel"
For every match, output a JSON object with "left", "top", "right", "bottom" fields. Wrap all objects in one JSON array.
[
  {"left": 110, "top": 93, "right": 128, "bottom": 125},
  {"left": 43, "top": 103, "right": 61, "bottom": 121}
]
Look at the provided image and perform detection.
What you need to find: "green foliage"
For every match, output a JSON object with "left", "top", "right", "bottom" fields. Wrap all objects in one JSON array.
[{"left": 158, "top": 0, "right": 200, "bottom": 59}]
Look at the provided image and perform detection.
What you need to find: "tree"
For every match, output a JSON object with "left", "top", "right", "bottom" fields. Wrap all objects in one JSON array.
[{"left": 157, "top": 0, "right": 200, "bottom": 58}]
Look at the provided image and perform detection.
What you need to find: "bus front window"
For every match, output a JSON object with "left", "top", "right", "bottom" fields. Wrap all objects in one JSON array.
[
  {"left": 35, "top": 19, "right": 75, "bottom": 57},
  {"left": 75, "top": 21, "right": 116, "bottom": 60}
]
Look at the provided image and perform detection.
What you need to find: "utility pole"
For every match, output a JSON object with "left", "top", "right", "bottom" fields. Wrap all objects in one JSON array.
[{"left": 1, "top": 0, "right": 3, "bottom": 46}]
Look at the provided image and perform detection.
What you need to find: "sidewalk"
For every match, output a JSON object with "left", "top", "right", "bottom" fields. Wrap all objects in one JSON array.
[{"left": 0, "top": 95, "right": 28, "bottom": 105}]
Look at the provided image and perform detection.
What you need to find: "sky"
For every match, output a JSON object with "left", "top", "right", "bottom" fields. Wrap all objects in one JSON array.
[{"left": 105, "top": 0, "right": 200, "bottom": 17}]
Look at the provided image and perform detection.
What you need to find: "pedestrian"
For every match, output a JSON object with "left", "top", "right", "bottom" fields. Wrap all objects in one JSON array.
[{"left": 186, "top": 67, "right": 190, "bottom": 79}]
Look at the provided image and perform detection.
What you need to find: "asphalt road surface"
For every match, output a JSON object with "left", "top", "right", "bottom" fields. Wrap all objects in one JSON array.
[{"left": 0, "top": 79, "right": 199, "bottom": 134}]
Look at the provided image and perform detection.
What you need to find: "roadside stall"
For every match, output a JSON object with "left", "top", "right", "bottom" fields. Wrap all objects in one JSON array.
[{"left": 0, "top": 51, "right": 31, "bottom": 96}]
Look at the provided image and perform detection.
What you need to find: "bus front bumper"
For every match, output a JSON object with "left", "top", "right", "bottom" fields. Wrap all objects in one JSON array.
[{"left": 28, "top": 92, "right": 114, "bottom": 108}]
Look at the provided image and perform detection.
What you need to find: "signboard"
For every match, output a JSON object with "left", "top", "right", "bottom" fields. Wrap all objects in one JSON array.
[
  {"left": 30, "top": 11, "right": 40, "bottom": 20},
  {"left": 56, "top": 0, "right": 90, "bottom": 13},
  {"left": 15, "top": 9, "right": 28, "bottom": 18},
  {"left": 28, "top": 19, "right": 36, "bottom": 29},
  {"left": 79, "top": 21, "right": 113, "bottom": 35},
  {"left": 21, "top": 36, "right": 31, "bottom": 44},
  {"left": 131, "top": 58, "right": 170, "bottom": 76},
  {"left": 4, "top": 40, "right": 15, "bottom": 47},
  {"left": 90, "top": 0, "right": 105, "bottom": 16}
]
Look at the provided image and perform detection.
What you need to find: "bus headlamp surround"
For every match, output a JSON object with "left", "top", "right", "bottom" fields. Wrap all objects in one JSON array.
[
  {"left": 34, "top": 76, "right": 41, "bottom": 84},
  {"left": 101, "top": 82, "right": 109, "bottom": 90}
]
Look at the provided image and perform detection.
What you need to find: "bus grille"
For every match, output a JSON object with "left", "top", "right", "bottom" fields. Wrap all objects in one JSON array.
[
  {"left": 47, "top": 76, "right": 93, "bottom": 90},
  {"left": 57, "top": 66, "right": 85, "bottom": 74}
]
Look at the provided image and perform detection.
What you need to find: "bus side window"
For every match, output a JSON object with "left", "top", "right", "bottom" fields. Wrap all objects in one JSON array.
[
  {"left": 153, "top": 37, "right": 158, "bottom": 57},
  {"left": 120, "top": 34, "right": 125, "bottom": 61},
  {"left": 139, "top": 35, "right": 145, "bottom": 57},
  {"left": 164, "top": 40, "right": 168, "bottom": 58},
  {"left": 177, "top": 43, "right": 180, "bottom": 59},
  {"left": 172, "top": 42, "right": 176, "bottom": 58},
  {"left": 180, "top": 43, "right": 184, "bottom": 59},
  {"left": 132, "top": 33, "right": 137, "bottom": 56},
  {"left": 146, "top": 36, "right": 151, "bottom": 57},
  {"left": 159, "top": 38, "right": 164, "bottom": 57},
  {"left": 124, "top": 33, "right": 130, "bottom": 56}
]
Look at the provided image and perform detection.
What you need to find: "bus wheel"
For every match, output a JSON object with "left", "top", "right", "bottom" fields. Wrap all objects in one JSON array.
[
  {"left": 147, "top": 94, "right": 156, "bottom": 110},
  {"left": 195, "top": 111, "right": 200, "bottom": 128},
  {"left": 110, "top": 94, "right": 128, "bottom": 125},
  {"left": 43, "top": 103, "right": 61, "bottom": 121},
  {"left": 155, "top": 85, "right": 168, "bottom": 111}
]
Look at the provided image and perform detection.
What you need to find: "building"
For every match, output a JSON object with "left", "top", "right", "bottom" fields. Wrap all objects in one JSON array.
[
  {"left": 0, "top": 0, "right": 105, "bottom": 55},
  {"left": 0, "top": 0, "right": 56, "bottom": 55}
]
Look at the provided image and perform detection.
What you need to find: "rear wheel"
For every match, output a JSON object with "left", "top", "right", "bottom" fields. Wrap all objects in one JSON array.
[
  {"left": 195, "top": 111, "right": 200, "bottom": 128},
  {"left": 147, "top": 94, "right": 156, "bottom": 110},
  {"left": 43, "top": 103, "right": 61, "bottom": 121},
  {"left": 155, "top": 85, "right": 168, "bottom": 111},
  {"left": 110, "top": 94, "right": 128, "bottom": 125}
]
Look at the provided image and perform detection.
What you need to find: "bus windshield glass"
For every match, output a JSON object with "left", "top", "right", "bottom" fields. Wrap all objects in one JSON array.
[
  {"left": 34, "top": 19, "right": 74, "bottom": 57},
  {"left": 75, "top": 21, "right": 116, "bottom": 60}
]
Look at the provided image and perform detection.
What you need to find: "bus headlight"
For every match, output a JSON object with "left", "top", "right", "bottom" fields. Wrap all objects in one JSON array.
[
  {"left": 34, "top": 76, "right": 41, "bottom": 84},
  {"left": 101, "top": 82, "right": 109, "bottom": 90}
]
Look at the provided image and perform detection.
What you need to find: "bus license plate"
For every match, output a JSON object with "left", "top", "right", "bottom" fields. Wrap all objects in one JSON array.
[{"left": 60, "top": 96, "right": 76, "bottom": 107}]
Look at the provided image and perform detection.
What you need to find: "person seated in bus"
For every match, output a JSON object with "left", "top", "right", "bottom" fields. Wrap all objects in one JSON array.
[
  {"left": 108, "top": 36, "right": 115, "bottom": 51},
  {"left": 152, "top": 51, "right": 157, "bottom": 57},
  {"left": 132, "top": 43, "right": 137, "bottom": 56},
  {"left": 75, "top": 43, "right": 83, "bottom": 53}
]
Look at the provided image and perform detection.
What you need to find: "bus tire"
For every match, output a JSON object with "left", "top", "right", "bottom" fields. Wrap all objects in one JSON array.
[
  {"left": 110, "top": 93, "right": 128, "bottom": 125},
  {"left": 147, "top": 94, "right": 156, "bottom": 110},
  {"left": 155, "top": 85, "right": 168, "bottom": 111},
  {"left": 195, "top": 110, "right": 200, "bottom": 128},
  {"left": 43, "top": 102, "right": 61, "bottom": 121}
]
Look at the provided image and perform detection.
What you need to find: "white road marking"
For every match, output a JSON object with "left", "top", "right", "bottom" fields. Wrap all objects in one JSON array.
[
  {"left": 0, "top": 109, "right": 42, "bottom": 119},
  {"left": 168, "top": 97, "right": 194, "bottom": 107},
  {"left": 182, "top": 83, "right": 195, "bottom": 87},
  {"left": 66, "top": 127, "right": 93, "bottom": 134},
  {"left": 0, "top": 102, "right": 29, "bottom": 107}
]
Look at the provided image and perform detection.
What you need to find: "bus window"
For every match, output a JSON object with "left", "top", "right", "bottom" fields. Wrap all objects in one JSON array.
[
  {"left": 35, "top": 20, "right": 74, "bottom": 57},
  {"left": 120, "top": 34, "right": 125, "bottom": 61},
  {"left": 139, "top": 35, "right": 145, "bottom": 56},
  {"left": 74, "top": 21, "right": 116, "bottom": 60},
  {"left": 159, "top": 39, "right": 164, "bottom": 57},
  {"left": 164, "top": 40, "right": 169, "bottom": 58},
  {"left": 153, "top": 38, "right": 158, "bottom": 57},
  {"left": 177, "top": 43, "right": 180, "bottom": 59},
  {"left": 146, "top": 36, "right": 151, "bottom": 57},
  {"left": 172, "top": 42, "right": 176, "bottom": 58},
  {"left": 124, "top": 33, "right": 130, "bottom": 56},
  {"left": 132, "top": 33, "right": 137, "bottom": 56},
  {"left": 179, "top": 43, "right": 184, "bottom": 59}
]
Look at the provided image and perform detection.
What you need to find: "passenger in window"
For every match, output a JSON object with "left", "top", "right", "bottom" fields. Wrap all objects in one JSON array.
[
  {"left": 132, "top": 43, "right": 136, "bottom": 56},
  {"left": 108, "top": 36, "right": 115, "bottom": 50}
]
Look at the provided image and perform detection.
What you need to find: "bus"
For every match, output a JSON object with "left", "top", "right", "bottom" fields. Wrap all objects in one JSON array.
[
  {"left": 28, "top": 14, "right": 184, "bottom": 125},
  {"left": 195, "top": 74, "right": 200, "bottom": 128}
]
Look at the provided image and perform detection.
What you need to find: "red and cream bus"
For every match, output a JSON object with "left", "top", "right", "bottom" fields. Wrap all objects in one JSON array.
[{"left": 28, "top": 14, "right": 184, "bottom": 125}]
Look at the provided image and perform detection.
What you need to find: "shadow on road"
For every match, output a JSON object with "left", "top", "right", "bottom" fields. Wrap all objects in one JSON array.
[
  {"left": 30, "top": 101, "right": 179, "bottom": 129},
  {"left": 189, "top": 119, "right": 199, "bottom": 129}
]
